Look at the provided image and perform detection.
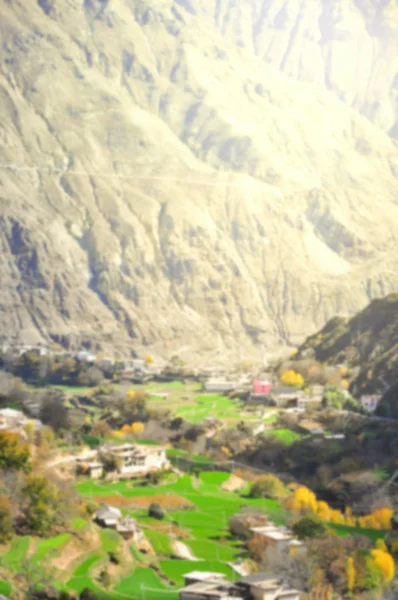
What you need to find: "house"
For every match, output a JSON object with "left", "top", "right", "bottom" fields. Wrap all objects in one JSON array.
[
  {"left": 179, "top": 571, "right": 300, "bottom": 600},
  {"left": 268, "top": 387, "right": 306, "bottom": 408},
  {"left": 297, "top": 395, "right": 322, "bottom": 411},
  {"left": 360, "top": 395, "right": 381, "bottom": 413},
  {"left": 94, "top": 506, "right": 122, "bottom": 527},
  {"left": 236, "top": 574, "right": 300, "bottom": 600},
  {"left": 250, "top": 523, "right": 304, "bottom": 555},
  {"left": 101, "top": 443, "right": 170, "bottom": 477},
  {"left": 253, "top": 380, "right": 272, "bottom": 395},
  {"left": 202, "top": 378, "right": 239, "bottom": 393},
  {"left": 76, "top": 351, "right": 96, "bottom": 363},
  {"left": 115, "top": 516, "right": 143, "bottom": 541},
  {"left": 76, "top": 458, "right": 104, "bottom": 479},
  {"left": 93, "top": 506, "right": 142, "bottom": 541},
  {"left": 298, "top": 420, "right": 324, "bottom": 434},
  {"left": 0, "top": 409, "right": 42, "bottom": 433}
]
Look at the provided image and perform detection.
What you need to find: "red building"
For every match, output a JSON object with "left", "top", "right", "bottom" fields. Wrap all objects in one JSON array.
[{"left": 252, "top": 379, "right": 272, "bottom": 395}]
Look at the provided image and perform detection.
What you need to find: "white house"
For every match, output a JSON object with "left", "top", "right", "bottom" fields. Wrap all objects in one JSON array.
[
  {"left": 202, "top": 378, "right": 239, "bottom": 393},
  {"left": 93, "top": 506, "right": 143, "bottom": 541},
  {"left": 101, "top": 443, "right": 170, "bottom": 476},
  {"left": 360, "top": 395, "right": 382, "bottom": 413}
]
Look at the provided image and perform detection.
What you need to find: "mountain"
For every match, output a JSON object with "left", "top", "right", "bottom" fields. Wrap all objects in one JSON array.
[
  {"left": 296, "top": 293, "right": 398, "bottom": 395},
  {"left": 1, "top": 0, "right": 398, "bottom": 360}
]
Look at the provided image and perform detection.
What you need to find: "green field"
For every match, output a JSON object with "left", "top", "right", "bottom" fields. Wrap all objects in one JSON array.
[
  {"left": 159, "top": 560, "right": 237, "bottom": 587},
  {"left": 265, "top": 428, "right": 301, "bottom": 445},
  {"left": 144, "top": 529, "right": 173, "bottom": 556},
  {"left": 115, "top": 567, "right": 177, "bottom": 600},
  {"left": 1, "top": 536, "right": 30, "bottom": 571},
  {"left": 32, "top": 533, "right": 71, "bottom": 563}
]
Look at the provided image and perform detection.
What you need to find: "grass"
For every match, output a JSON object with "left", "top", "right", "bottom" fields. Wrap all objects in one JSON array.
[
  {"left": 1, "top": 536, "right": 30, "bottom": 571},
  {"left": 0, "top": 581, "right": 11, "bottom": 596},
  {"left": 185, "top": 539, "right": 241, "bottom": 561},
  {"left": 329, "top": 523, "right": 387, "bottom": 543},
  {"left": 266, "top": 428, "right": 301, "bottom": 445},
  {"left": 73, "top": 554, "right": 102, "bottom": 576},
  {"left": 159, "top": 560, "right": 237, "bottom": 587},
  {"left": 32, "top": 533, "right": 71, "bottom": 563},
  {"left": 71, "top": 517, "right": 88, "bottom": 530},
  {"left": 144, "top": 529, "right": 173, "bottom": 555},
  {"left": 100, "top": 529, "right": 122, "bottom": 553},
  {"left": 115, "top": 567, "right": 178, "bottom": 599}
]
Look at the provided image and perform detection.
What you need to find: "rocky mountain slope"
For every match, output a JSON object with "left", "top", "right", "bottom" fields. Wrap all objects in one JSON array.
[
  {"left": 0, "top": 0, "right": 398, "bottom": 360},
  {"left": 296, "top": 293, "right": 398, "bottom": 395}
]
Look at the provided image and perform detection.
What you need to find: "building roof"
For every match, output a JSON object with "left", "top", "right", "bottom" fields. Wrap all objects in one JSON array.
[
  {"left": 0, "top": 408, "right": 25, "bottom": 419},
  {"left": 104, "top": 443, "right": 166, "bottom": 457},
  {"left": 116, "top": 516, "right": 139, "bottom": 532},
  {"left": 95, "top": 506, "right": 122, "bottom": 520},
  {"left": 237, "top": 574, "right": 300, "bottom": 595},
  {"left": 184, "top": 571, "right": 227, "bottom": 582},
  {"left": 179, "top": 582, "right": 234, "bottom": 597}
]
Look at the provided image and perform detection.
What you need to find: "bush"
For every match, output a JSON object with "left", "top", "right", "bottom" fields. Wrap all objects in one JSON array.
[
  {"left": 80, "top": 589, "right": 98, "bottom": 600},
  {"left": 292, "top": 515, "right": 327, "bottom": 540},
  {"left": 148, "top": 503, "right": 165, "bottom": 520},
  {"left": 249, "top": 474, "right": 285, "bottom": 499}
]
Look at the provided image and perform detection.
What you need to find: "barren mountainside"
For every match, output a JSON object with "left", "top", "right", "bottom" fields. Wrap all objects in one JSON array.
[{"left": 0, "top": 0, "right": 398, "bottom": 359}]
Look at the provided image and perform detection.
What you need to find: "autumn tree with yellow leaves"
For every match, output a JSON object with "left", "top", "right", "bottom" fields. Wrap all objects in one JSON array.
[
  {"left": 280, "top": 370, "right": 305, "bottom": 388},
  {"left": 371, "top": 548, "right": 395, "bottom": 583}
]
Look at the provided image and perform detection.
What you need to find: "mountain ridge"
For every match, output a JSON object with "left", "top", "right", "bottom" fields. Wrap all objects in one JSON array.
[{"left": 0, "top": 0, "right": 398, "bottom": 360}]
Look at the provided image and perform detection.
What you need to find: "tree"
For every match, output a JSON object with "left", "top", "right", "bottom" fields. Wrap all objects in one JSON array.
[
  {"left": 145, "top": 355, "right": 154, "bottom": 364},
  {"left": 292, "top": 516, "right": 327, "bottom": 540},
  {"left": 248, "top": 533, "right": 269, "bottom": 561},
  {"left": 91, "top": 420, "right": 112, "bottom": 439},
  {"left": 130, "top": 422, "right": 144, "bottom": 437},
  {"left": 40, "top": 392, "right": 69, "bottom": 432},
  {"left": 80, "top": 589, "right": 98, "bottom": 600},
  {"left": 119, "top": 390, "right": 148, "bottom": 421},
  {"left": 14, "top": 558, "right": 56, "bottom": 599},
  {"left": 0, "top": 431, "right": 31, "bottom": 472},
  {"left": 280, "top": 370, "right": 304, "bottom": 388},
  {"left": 148, "top": 503, "right": 165, "bottom": 520},
  {"left": 371, "top": 548, "right": 395, "bottom": 583},
  {"left": 249, "top": 474, "right": 285, "bottom": 499},
  {"left": 77, "top": 366, "right": 103, "bottom": 387},
  {"left": 322, "top": 385, "right": 346, "bottom": 410},
  {"left": 0, "top": 494, "right": 13, "bottom": 543},
  {"left": 346, "top": 557, "right": 356, "bottom": 595},
  {"left": 21, "top": 474, "right": 60, "bottom": 535}
]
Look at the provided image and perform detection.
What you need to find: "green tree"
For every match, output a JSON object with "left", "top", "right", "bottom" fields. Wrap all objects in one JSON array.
[
  {"left": 292, "top": 515, "right": 327, "bottom": 540},
  {"left": 0, "top": 494, "right": 13, "bottom": 543},
  {"left": 249, "top": 474, "right": 285, "bottom": 499},
  {"left": 148, "top": 503, "right": 165, "bottom": 520},
  {"left": 0, "top": 431, "right": 31, "bottom": 472},
  {"left": 21, "top": 474, "right": 59, "bottom": 535},
  {"left": 322, "top": 385, "right": 346, "bottom": 409}
]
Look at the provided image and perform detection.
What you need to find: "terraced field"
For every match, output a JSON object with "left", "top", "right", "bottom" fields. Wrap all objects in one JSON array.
[{"left": 0, "top": 469, "right": 388, "bottom": 600}]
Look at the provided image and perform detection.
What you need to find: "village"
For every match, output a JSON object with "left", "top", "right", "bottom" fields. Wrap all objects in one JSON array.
[{"left": 0, "top": 342, "right": 395, "bottom": 600}]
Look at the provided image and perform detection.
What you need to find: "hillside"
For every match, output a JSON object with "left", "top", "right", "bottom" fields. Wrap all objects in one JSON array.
[
  {"left": 296, "top": 293, "right": 398, "bottom": 395},
  {"left": 1, "top": 0, "right": 398, "bottom": 359}
]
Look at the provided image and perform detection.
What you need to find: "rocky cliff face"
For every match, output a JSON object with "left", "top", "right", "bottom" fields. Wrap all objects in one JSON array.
[{"left": 0, "top": 0, "right": 397, "bottom": 360}]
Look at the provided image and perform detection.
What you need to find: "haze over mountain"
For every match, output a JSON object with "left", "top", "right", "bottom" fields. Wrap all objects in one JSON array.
[{"left": 1, "top": 0, "right": 398, "bottom": 360}]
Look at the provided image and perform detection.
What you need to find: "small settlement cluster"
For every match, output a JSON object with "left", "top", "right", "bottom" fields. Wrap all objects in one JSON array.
[{"left": 73, "top": 439, "right": 304, "bottom": 600}]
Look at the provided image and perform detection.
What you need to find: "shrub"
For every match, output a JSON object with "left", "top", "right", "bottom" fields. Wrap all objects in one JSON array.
[
  {"left": 249, "top": 474, "right": 285, "bottom": 499},
  {"left": 292, "top": 515, "right": 327, "bottom": 540},
  {"left": 148, "top": 503, "right": 165, "bottom": 520}
]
